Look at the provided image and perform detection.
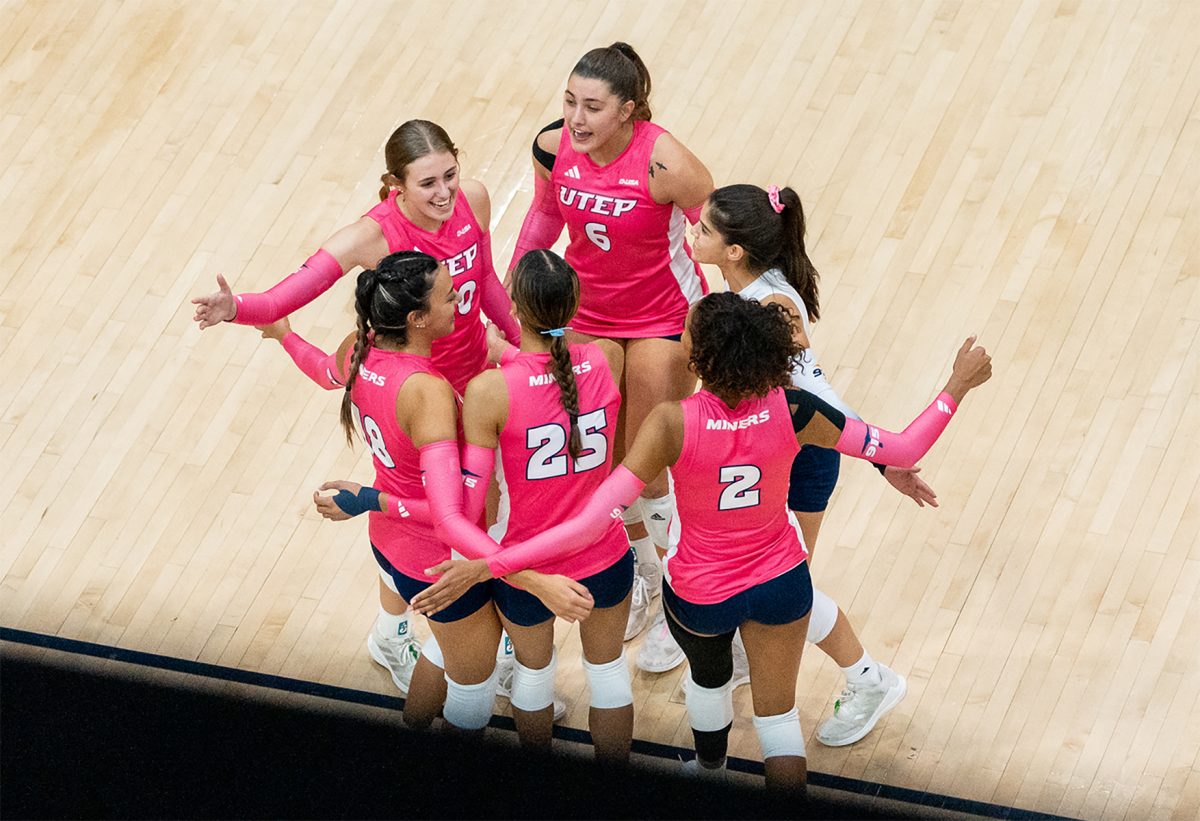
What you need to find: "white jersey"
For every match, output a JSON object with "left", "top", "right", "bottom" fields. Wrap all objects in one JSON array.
[{"left": 738, "top": 268, "right": 860, "bottom": 421}]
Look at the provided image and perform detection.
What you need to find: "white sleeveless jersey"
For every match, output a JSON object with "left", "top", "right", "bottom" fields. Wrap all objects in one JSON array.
[{"left": 738, "top": 268, "right": 859, "bottom": 420}]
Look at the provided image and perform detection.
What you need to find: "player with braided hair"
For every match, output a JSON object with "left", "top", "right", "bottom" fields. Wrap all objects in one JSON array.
[
  {"left": 414, "top": 292, "right": 992, "bottom": 789},
  {"left": 444, "top": 249, "right": 633, "bottom": 759}
]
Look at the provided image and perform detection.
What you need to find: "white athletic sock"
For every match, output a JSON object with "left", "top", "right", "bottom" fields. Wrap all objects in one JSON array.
[
  {"left": 629, "top": 536, "right": 657, "bottom": 566},
  {"left": 376, "top": 607, "right": 409, "bottom": 640},
  {"left": 841, "top": 649, "right": 882, "bottom": 687}
]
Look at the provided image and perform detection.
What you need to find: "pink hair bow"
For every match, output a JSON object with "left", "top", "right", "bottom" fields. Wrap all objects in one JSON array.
[{"left": 767, "top": 185, "right": 785, "bottom": 214}]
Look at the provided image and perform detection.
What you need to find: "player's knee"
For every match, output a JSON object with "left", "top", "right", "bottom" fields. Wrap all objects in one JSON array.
[
  {"left": 685, "top": 672, "right": 734, "bottom": 732},
  {"left": 752, "top": 707, "right": 806, "bottom": 760},
  {"left": 443, "top": 665, "right": 498, "bottom": 731},
  {"left": 583, "top": 650, "right": 632, "bottom": 709},
  {"left": 510, "top": 650, "right": 557, "bottom": 712},
  {"left": 806, "top": 586, "right": 838, "bottom": 644}
]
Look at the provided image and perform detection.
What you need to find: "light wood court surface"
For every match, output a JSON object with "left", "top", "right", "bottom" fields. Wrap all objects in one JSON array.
[{"left": 2, "top": 1, "right": 1197, "bottom": 817}]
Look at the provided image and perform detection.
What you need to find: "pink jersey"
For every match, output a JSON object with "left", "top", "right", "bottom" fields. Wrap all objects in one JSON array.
[
  {"left": 365, "top": 191, "right": 490, "bottom": 393},
  {"left": 553, "top": 121, "right": 706, "bottom": 338},
  {"left": 490, "top": 343, "right": 628, "bottom": 579},
  {"left": 665, "top": 388, "right": 808, "bottom": 604},
  {"left": 352, "top": 347, "right": 451, "bottom": 579}
]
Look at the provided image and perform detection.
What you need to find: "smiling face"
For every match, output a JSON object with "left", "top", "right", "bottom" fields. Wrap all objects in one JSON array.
[
  {"left": 563, "top": 75, "right": 635, "bottom": 156},
  {"left": 398, "top": 151, "right": 460, "bottom": 227}
]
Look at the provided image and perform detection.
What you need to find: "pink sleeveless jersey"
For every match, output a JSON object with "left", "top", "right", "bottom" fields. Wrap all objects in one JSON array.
[
  {"left": 665, "top": 388, "right": 808, "bottom": 604},
  {"left": 352, "top": 347, "right": 451, "bottom": 579},
  {"left": 553, "top": 121, "right": 706, "bottom": 338},
  {"left": 490, "top": 343, "right": 629, "bottom": 579},
  {"left": 364, "top": 192, "right": 490, "bottom": 393}
]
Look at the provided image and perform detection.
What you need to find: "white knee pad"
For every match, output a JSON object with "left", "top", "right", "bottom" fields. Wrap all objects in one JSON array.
[
  {"left": 510, "top": 650, "right": 557, "bottom": 713},
  {"left": 685, "top": 673, "right": 734, "bottom": 732},
  {"left": 378, "top": 566, "right": 399, "bottom": 595},
  {"left": 443, "top": 665, "right": 499, "bottom": 731},
  {"left": 620, "top": 497, "right": 644, "bottom": 526},
  {"left": 806, "top": 586, "right": 838, "bottom": 645},
  {"left": 583, "top": 650, "right": 633, "bottom": 709},
  {"left": 752, "top": 707, "right": 806, "bottom": 759},
  {"left": 640, "top": 491, "right": 678, "bottom": 550},
  {"left": 421, "top": 633, "right": 444, "bottom": 669}
]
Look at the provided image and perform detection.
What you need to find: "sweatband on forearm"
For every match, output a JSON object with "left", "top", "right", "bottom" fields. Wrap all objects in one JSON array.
[
  {"left": 233, "top": 249, "right": 344, "bottom": 325},
  {"left": 486, "top": 465, "right": 646, "bottom": 578},
  {"left": 834, "top": 392, "right": 957, "bottom": 469}
]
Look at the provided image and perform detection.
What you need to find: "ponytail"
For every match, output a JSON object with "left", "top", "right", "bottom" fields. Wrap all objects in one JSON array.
[
  {"left": 775, "top": 187, "right": 820, "bottom": 322},
  {"left": 547, "top": 335, "right": 583, "bottom": 459}
]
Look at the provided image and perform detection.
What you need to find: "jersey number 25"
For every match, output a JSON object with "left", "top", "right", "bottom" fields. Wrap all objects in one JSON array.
[{"left": 526, "top": 409, "right": 608, "bottom": 479}]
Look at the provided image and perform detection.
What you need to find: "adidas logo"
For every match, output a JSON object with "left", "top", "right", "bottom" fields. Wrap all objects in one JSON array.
[
  {"left": 619, "top": 178, "right": 639, "bottom": 186},
  {"left": 937, "top": 399, "right": 953, "bottom": 414},
  {"left": 649, "top": 513, "right": 667, "bottom": 521},
  {"left": 565, "top": 165, "right": 581, "bottom": 179}
]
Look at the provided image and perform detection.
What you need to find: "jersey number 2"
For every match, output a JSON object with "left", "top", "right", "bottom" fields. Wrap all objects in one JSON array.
[
  {"left": 526, "top": 409, "right": 607, "bottom": 479},
  {"left": 717, "top": 465, "right": 761, "bottom": 510}
]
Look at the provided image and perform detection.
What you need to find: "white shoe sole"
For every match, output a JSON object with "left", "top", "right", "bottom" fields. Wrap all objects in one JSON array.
[
  {"left": 366, "top": 633, "right": 410, "bottom": 696},
  {"left": 817, "top": 673, "right": 908, "bottom": 747},
  {"left": 636, "top": 646, "right": 686, "bottom": 673}
]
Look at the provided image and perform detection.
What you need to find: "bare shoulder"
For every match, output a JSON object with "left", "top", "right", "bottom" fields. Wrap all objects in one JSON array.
[
  {"left": 535, "top": 124, "right": 562, "bottom": 154},
  {"left": 323, "top": 216, "right": 389, "bottom": 271},
  {"left": 464, "top": 367, "right": 507, "bottom": 405},
  {"left": 459, "top": 178, "right": 491, "bottom": 226},
  {"left": 648, "top": 130, "right": 713, "bottom": 207}
]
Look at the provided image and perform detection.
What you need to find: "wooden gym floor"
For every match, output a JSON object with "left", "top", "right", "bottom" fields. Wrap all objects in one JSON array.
[{"left": 2, "top": 1, "right": 1197, "bottom": 818}]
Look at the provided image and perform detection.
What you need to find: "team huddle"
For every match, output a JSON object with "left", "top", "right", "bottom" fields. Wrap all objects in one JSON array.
[{"left": 192, "top": 42, "right": 992, "bottom": 791}]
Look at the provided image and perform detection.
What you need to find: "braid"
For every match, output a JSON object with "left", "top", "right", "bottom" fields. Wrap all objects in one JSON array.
[
  {"left": 547, "top": 335, "right": 583, "bottom": 459},
  {"left": 339, "top": 271, "right": 379, "bottom": 446}
]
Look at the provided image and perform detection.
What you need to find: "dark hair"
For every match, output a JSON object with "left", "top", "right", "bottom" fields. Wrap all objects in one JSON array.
[
  {"left": 378, "top": 120, "right": 459, "bottom": 201},
  {"left": 510, "top": 249, "right": 584, "bottom": 459},
  {"left": 688, "top": 292, "right": 803, "bottom": 400},
  {"left": 340, "top": 251, "right": 440, "bottom": 446},
  {"left": 706, "top": 184, "right": 820, "bottom": 322},
  {"left": 571, "top": 42, "right": 652, "bottom": 121}
]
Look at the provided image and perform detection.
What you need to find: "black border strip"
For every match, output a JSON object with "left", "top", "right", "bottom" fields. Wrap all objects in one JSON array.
[{"left": 1, "top": 627, "right": 1075, "bottom": 820}]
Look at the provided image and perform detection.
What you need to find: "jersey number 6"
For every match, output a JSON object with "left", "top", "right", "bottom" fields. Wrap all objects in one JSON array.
[{"left": 584, "top": 222, "right": 610, "bottom": 252}]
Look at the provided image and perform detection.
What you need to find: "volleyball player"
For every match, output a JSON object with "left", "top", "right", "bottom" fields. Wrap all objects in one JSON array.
[
  {"left": 690, "top": 183, "right": 927, "bottom": 746},
  {"left": 412, "top": 293, "right": 992, "bottom": 789},
  {"left": 509, "top": 42, "right": 713, "bottom": 673},
  {"left": 192, "top": 120, "right": 520, "bottom": 694},
  {"left": 454, "top": 249, "right": 634, "bottom": 760}
]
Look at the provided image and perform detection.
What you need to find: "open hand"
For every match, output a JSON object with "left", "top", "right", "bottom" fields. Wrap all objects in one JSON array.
[
  {"left": 411, "top": 559, "right": 491, "bottom": 617},
  {"left": 882, "top": 465, "right": 938, "bottom": 507},
  {"left": 256, "top": 316, "right": 292, "bottom": 342},
  {"left": 192, "top": 274, "right": 237, "bottom": 329}
]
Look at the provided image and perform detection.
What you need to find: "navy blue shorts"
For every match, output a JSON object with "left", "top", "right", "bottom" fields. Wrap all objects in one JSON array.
[
  {"left": 662, "top": 561, "right": 813, "bottom": 636},
  {"left": 371, "top": 545, "right": 492, "bottom": 624},
  {"left": 788, "top": 445, "right": 841, "bottom": 512},
  {"left": 493, "top": 550, "right": 635, "bottom": 627}
]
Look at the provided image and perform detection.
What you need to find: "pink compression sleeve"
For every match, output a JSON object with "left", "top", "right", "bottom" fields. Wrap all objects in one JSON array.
[
  {"left": 460, "top": 443, "right": 495, "bottom": 525},
  {"left": 486, "top": 465, "right": 646, "bottom": 578},
  {"left": 509, "top": 173, "right": 565, "bottom": 271},
  {"left": 233, "top": 248, "right": 344, "bottom": 325},
  {"left": 498, "top": 342, "right": 520, "bottom": 366},
  {"left": 835, "top": 391, "right": 958, "bottom": 469},
  {"left": 476, "top": 235, "right": 522, "bottom": 341},
  {"left": 378, "top": 490, "right": 430, "bottom": 522},
  {"left": 280, "top": 333, "right": 345, "bottom": 390},
  {"left": 683, "top": 203, "right": 702, "bottom": 224},
  {"left": 420, "top": 441, "right": 500, "bottom": 560}
]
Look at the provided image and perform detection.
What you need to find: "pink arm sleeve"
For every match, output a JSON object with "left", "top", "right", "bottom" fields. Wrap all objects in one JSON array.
[
  {"left": 834, "top": 392, "right": 958, "bottom": 469},
  {"left": 420, "top": 441, "right": 501, "bottom": 560},
  {"left": 683, "top": 204, "right": 702, "bottom": 224},
  {"left": 486, "top": 466, "right": 645, "bottom": 578},
  {"left": 233, "top": 249, "right": 344, "bottom": 325},
  {"left": 279, "top": 333, "right": 345, "bottom": 390},
  {"left": 509, "top": 173, "right": 565, "bottom": 271},
  {"left": 499, "top": 342, "right": 520, "bottom": 366},
  {"left": 460, "top": 443, "right": 495, "bottom": 525},
  {"left": 378, "top": 491, "right": 430, "bottom": 522},
  {"left": 476, "top": 235, "right": 522, "bottom": 341}
]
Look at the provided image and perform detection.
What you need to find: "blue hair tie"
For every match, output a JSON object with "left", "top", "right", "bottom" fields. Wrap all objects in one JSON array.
[{"left": 539, "top": 326, "right": 572, "bottom": 338}]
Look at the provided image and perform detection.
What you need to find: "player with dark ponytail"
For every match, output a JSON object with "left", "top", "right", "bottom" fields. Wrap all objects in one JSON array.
[{"left": 509, "top": 41, "right": 716, "bottom": 675}]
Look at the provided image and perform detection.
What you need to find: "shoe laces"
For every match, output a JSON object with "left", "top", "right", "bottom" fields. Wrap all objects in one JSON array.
[
  {"left": 631, "top": 574, "right": 649, "bottom": 608},
  {"left": 833, "top": 683, "right": 859, "bottom": 714}
]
